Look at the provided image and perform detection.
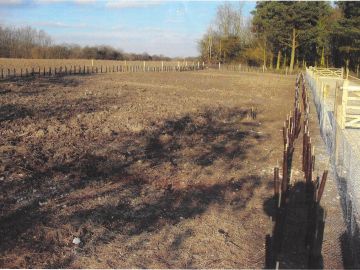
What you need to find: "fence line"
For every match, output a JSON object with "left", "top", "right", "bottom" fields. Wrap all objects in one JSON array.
[
  {"left": 208, "top": 63, "right": 296, "bottom": 75},
  {"left": 266, "top": 73, "right": 328, "bottom": 268},
  {"left": 0, "top": 64, "right": 205, "bottom": 80},
  {"left": 0, "top": 61, "right": 304, "bottom": 80},
  {"left": 306, "top": 66, "right": 360, "bottom": 267}
]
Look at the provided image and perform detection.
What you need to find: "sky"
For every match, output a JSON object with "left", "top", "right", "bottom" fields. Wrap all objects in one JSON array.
[{"left": 0, "top": 0, "right": 256, "bottom": 57}]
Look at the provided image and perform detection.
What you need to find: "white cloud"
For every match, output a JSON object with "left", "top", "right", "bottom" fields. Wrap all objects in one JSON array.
[
  {"left": 73, "top": 0, "right": 96, "bottom": 4},
  {"left": 34, "top": 21, "right": 88, "bottom": 28},
  {"left": 105, "top": 0, "right": 162, "bottom": 9},
  {"left": 0, "top": 0, "right": 23, "bottom": 5},
  {"left": 34, "top": 0, "right": 66, "bottom": 3},
  {"left": 34, "top": 0, "right": 95, "bottom": 4}
]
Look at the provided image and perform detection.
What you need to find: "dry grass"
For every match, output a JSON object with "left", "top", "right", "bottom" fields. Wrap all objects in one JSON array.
[{"left": 1, "top": 70, "right": 343, "bottom": 268}]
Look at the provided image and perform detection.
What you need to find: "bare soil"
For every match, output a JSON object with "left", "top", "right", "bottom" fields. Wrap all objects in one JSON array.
[{"left": 0, "top": 70, "right": 341, "bottom": 268}]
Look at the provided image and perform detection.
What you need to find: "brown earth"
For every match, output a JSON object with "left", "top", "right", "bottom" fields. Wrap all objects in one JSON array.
[{"left": 0, "top": 70, "right": 344, "bottom": 268}]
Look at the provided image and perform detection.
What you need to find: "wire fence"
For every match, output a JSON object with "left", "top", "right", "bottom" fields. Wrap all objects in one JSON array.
[
  {"left": 207, "top": 63, "right": 301, "bottom": 75},
  {"left": 265, "top": 73, "right": 331, "bottom": 268},
  {"left": 0, "top": 63, "right": 205, "bottom": 80},
  {"left": 306, "top": 67, "right": 360, "bottom": 266},
  {"left": 3, "top": 57, "right": 349, "bottom": 81}
]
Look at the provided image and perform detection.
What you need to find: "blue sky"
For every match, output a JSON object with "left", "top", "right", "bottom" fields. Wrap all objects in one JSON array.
[{"left": 0, "top": 0, "right": 256, "bottom": 57}]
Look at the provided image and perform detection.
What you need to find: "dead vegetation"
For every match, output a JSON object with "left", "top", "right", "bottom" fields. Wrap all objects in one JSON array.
[{"left": 1, "top": 71, "right": 299, "bottom": 268}]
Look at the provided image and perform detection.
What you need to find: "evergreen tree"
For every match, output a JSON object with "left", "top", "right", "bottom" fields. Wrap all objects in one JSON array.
[
  {"left": 332, "top": 1, "right": 360, "bottom": 70},
  {"left": 252, "top": 1, "right": 331, "bottom": 71}
]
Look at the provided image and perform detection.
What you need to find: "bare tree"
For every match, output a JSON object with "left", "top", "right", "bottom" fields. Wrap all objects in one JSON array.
[{"left": 198, "top": 2, "right": 252, "bottom": 63}]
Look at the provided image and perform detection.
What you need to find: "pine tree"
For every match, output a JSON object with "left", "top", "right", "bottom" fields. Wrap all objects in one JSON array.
[{"left": 332, "top": 1, "right": 360, "bottom": 70}]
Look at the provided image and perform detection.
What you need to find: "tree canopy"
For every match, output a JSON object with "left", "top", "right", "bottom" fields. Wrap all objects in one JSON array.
[
  {"left": 331, "top": 1, "right": 360, "bottom": 69},
  {"left": 198, "top": 2, "right": 252, "bottom": 64},
  {"left": 0, "top": 25, "right": 173, "bottom": 61},
  {"left": 198, "top": 1, "right": 360, "bottom": 72}
]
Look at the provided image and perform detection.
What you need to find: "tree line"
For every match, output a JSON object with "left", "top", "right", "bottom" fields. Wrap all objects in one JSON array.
[
  {"left": 0, "top": 25, "right": 173, "bottom": 61},
  {"left": 199, "top": 1, "right": 360, "bottom": 72}
]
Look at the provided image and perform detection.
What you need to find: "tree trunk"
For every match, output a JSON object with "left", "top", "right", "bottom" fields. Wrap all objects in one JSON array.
[
  {"left": 289, "top": 28, "right": 296, "bottom": 72},
  {"left": 219, "top": 39, "right": 222, "bottom": 62},
  {"left": 263, "top": 39, "right": 267, "bottom": 69},
  {"left": 269, "top": 51, "right": 274, "bottom": 69},
  {"left": 283, "top": 53, "right": 287, "bottom": 69},
  {"left": 276, "top": 50, "right": 281, "bottom": 70},
  {"left": 208, "top": 35, "right": 212, "bottom": 63},
  {"left": 320, "top": 47, "right": 325, "bottom": 67}
]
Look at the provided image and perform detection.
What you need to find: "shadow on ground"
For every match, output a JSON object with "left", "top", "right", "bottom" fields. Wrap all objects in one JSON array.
[
  {"left": 264, "top": 181, "right": 325, "bottom": 269},
  {"left": 0, "top": 105, "right": 267, "bottom": 268}
]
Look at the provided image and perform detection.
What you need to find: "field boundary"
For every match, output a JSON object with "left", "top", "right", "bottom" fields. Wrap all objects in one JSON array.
[
  {"left": 266, "top": 73, "right": 328, "bottom": 268},
  {"left": 208, "top": 63, "right": 300, "bottom": 75},
  {"left": 0, "top": 63, "right": 205, "bottom": 80},
  {"left": 306, "top": 67, "right": 360, "bottom": 267}
]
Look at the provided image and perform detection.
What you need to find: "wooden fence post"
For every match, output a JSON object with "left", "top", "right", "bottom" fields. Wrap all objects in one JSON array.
[{"left": 341, "top": 80, "right": 349, "bottom": 129}]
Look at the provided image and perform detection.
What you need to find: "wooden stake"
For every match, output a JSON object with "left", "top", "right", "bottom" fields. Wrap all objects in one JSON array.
[
  {"left": 317, "top": 170, "right": 328, "bottom": 203},
  {"left": 274, "top": 167, "right": 280, "bottom": 197}
]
